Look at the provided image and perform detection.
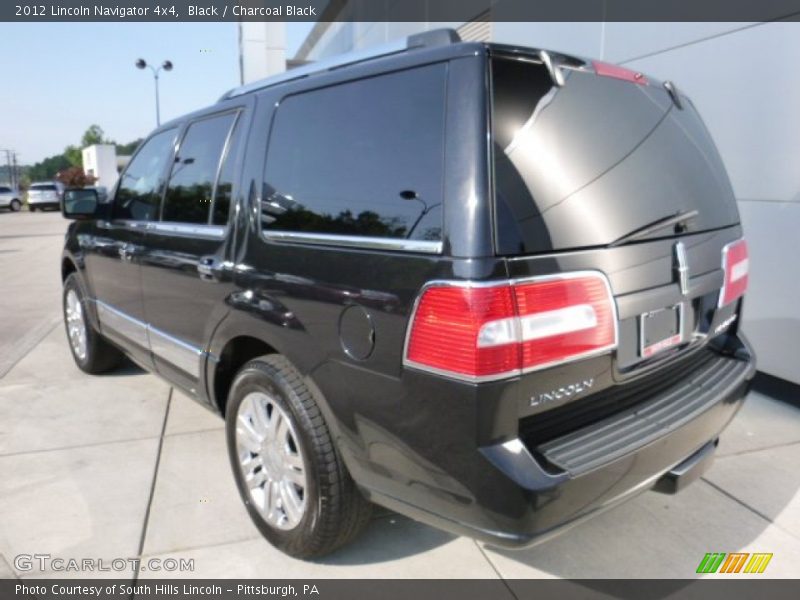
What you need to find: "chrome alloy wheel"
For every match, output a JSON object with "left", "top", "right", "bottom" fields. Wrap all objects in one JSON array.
[
  {"left": 65, "top": 289, "right": 87, "bottom": 361},
  {"left": 236, "top": 391, "right": 308, "bottom": 530}
]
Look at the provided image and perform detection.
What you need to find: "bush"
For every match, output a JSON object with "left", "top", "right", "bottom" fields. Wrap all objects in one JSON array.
[{"left": 55, "top": 167, "right": 98, "bottom": 189}]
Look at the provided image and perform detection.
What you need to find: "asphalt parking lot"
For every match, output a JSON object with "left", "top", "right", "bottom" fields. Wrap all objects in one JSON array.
[{"left": 1, "top": 210, "right": 799, "bottom": 580}]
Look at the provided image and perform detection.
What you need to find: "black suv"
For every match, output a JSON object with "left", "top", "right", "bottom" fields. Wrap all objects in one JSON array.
[{"left": 61, "top": 30, "right": 755, "bottom": 558}]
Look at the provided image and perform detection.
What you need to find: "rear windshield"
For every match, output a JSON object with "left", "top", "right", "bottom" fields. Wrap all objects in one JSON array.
[
  {"left": 30, "top": 184, "right": 57, "bottom": 191},
  {"left": 490, "top": 56, "right": 740, "bottom": 255}
]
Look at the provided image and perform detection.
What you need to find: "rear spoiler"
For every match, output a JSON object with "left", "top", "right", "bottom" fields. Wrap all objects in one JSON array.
[{"left": 490, "top": 44, "right": 683, "bottom": 109}]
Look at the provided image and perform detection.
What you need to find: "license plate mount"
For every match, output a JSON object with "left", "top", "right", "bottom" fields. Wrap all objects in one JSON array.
[{"left": 639, "top": 304, "right": 682, "bottom": 358}]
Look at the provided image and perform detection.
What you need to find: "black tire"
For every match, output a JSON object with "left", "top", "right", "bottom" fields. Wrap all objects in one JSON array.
[
  {"left": 62, "top": 273, "right": 123, "bottom": 374},
  {"left": 28, "top": 205, "right": 35, "bottom": 212},
  {"left": 10, "top": 199, "right": 21, "bottom": 212},
  {"left": 226, "top": 354, "right": 372, "bottom": 558}
]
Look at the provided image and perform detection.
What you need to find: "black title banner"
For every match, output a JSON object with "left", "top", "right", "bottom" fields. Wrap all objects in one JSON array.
[
  {"left": 5, "top": 579, "right": 800, "bottom": 600},
  {"left": 4, "top": 0, "right": 800, "bottom": 22}
]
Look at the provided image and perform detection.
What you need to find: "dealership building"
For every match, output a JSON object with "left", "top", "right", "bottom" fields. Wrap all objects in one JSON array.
[{"left": 243, "top": 17, "right": 799, "bottom": 387}]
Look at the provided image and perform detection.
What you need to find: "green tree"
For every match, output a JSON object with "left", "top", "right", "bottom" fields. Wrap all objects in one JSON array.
[
  {"left": 64, "top": 145, "right": 82, "bottom": 167},
  {"left": 28, "top": 154, "right": 72, "bottom": 181},
  {"left": 25, "top": 125, "right": 141, "bottom": 180},
  {"left": 81, "top": 124, "right": 107, "bottom": 147},
  {"left": 116, "top": 138, "right": 143, "bottom": 156},
  {"left": 63, "top": 125, "right": 111, "bottom": 167}
]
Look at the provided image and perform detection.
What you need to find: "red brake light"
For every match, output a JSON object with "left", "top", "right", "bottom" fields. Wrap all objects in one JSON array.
[
  {"left": 592, "top": 60, "right": 649, "bottom": 86},
  {"left": 719, "top": 239, "right": 749, "bottom": 307},
  {"left": 514, "top": 276, "right": 618, "bottom": 371},
  {"left": 404, "top": 273, "right": 618, "bottom": 382},
  {"left": 404, "top": 284, "right": 519, "bottom": 379}
]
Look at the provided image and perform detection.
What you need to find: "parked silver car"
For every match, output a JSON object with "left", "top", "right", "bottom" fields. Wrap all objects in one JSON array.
[
  {"left": 28, "top": 181, "right": 64, "bottom": 211},
  {"left": 0, "top": 185, "right": 22, "bottom": 212}
]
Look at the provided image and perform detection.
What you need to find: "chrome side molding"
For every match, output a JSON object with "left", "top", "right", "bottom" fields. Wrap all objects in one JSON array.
[
  {"left": 146, "top": 222, "right": 227, "bottom": 239},
  {"left": 263, "top": 230, "right": 443, "bottom": 254},
  {"left": 96, "top": 302, "right": 150, "bottom": 349},
  {"left": 94, "top": 300, "right": 206, "bottom": 378}
]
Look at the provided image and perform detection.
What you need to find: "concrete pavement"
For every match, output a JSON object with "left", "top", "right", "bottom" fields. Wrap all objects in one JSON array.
[
  {"left": 0, "top": 210, "right": 65, "bottom": 378},
  {"left": 1, "top": 211, "right": 799, "bottom": 580}
]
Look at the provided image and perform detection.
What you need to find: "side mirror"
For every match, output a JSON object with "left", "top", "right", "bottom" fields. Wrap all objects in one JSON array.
[{"left": 62, "top": 188, "right": 99, "bottom": 220}]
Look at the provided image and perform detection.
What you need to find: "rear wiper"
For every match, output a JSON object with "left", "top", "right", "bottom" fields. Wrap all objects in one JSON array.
[{"left": 609, "top": 209, "right": 699, "bottom": 247}]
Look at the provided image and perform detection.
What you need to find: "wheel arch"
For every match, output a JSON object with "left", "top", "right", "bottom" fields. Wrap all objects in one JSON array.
[
  {"left": 206, "top": 307, "right": 345, "bottom": 471},
  {"left": 61, "top": 255, "right": 78, "bottom": 281},
  {"left": 61, "top": 252, "right": 102, "bottom": 331},
  {"left": 211, "top": 334, "right": 279, "bottom": 416},
  {"left": 206, "top": 302, "right": 329, "bottom": 411}
]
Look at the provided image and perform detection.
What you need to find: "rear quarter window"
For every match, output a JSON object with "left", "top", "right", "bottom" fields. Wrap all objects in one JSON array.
[{"left": 262, "top": 63, "right": 447, "bottom": 243}]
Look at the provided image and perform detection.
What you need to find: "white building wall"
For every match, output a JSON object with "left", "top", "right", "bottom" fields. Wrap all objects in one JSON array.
[
  {"left": 299, "top": 20, "right": 800, "bottom": 384},
  {"left": 239, "top": 22, "right": 287, "bottom": 84},
  {"left": 81, "top": 144, "right": 119, "bottom": 191},
  {"left": 609, "top": 22, "right": 800, "bottom": 385}
]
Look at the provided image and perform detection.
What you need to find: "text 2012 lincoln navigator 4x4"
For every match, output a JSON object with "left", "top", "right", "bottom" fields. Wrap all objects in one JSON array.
[{"left": 60, "top": 30, "right": 755, "bottom": 558}]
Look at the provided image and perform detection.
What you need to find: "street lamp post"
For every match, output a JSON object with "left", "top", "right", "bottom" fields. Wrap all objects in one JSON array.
[
  {"left": 135, "top": 58, "right": 173, "bottom": 127},
  {"left": 400, "top": 190, "right": 441, "bottom": 240}
]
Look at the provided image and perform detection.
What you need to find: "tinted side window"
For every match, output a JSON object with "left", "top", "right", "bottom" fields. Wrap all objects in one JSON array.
[
  {"left": 162, "top": 113, "right": 236, "bottom": 224},
  {"left": 212, "top": 115, "right": 244, "bottom": 225},
  {"left": 114, "top": 129, "right": 177, "bottom": 221},
  {"left": 0, "top": 187, "right": 10, "bottom": 193},
  {"left": 263, "top": 64, "right": 447, "bottom": 241}
]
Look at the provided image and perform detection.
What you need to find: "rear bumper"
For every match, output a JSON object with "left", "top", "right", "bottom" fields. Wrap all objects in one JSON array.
[
  {"left": 652, "top": 438, "right": 717, "bottom": 495},
  {"left": 361, "top": 334, "right": 755, "bottom": 548}
]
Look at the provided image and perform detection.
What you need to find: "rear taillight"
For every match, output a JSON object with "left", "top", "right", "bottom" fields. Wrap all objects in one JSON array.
[
  {"left": 404, "top": 272, "right": 618, "bottom": 382},
  {"left": 592, "top": 60, "right": 648, "bottom": 86},
  {"left": 719, "top": 239, "right": 749, "bottom": 307}
]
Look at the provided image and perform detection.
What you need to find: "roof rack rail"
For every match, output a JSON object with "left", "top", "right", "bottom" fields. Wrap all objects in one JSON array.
[{"left": 219, "top": 28, "right": 461, "bottom": 101}]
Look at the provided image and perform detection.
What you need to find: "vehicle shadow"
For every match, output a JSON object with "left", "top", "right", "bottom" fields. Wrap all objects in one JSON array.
[
  {"left": 314, "top": 511, "right": 456, "bottom": 565},
  {"left": 315, "top": 396, "right": 800, "bottom": 581},
  {"left": 483, "top": 399, "right": 800, "bottom": 584},
  {"left": 102, "top": 357, "right": 147, "bottom": 376}
]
